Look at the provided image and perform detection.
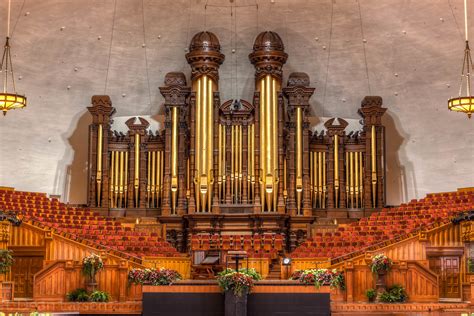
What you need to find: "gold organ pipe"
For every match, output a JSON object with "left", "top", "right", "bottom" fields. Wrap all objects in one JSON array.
[
  {"left": 159, "top": 151, "right": 164, "bottom": 205},
  {"left": 110, "top": 151, "right": 115, "bottom": 208},
  {"left": 260, "top": 78, "right": 266, "bottom": 212},
  {"left": 295, "top": 107, "right": 303, "bottom": 214},
  {"left": 359, "top": 152, "right": 363, "bottom": 207},
  {"left": 355, "top": 151, "right": 359, "bottom": 208},
  {"left": 134, "top": 133, "right": 140, "bottom": 207},
  {"left": 247, "top": 125, "right": 251, "bottom": 201},
  {"left": 119, "top": 151, "right": 124, "bottom": 207},
  {"left": 345, "top": 152, "right": 349, "bottom": 207},
  {"left": 201, "top": 76, "right": 208, "bottom": 212},
  {"left": 96, "top": 124, "right": 103, "bottom": 206},
  {"left": 171, "top": 106, "right": 179, "bottom": 213},
  {"left": 317, "top": 151, "right": 322, "bottom": 208},
  {"left": 186, "top": 157, "right": 190, "bottom": 200},
  {"left": 151, "top": 151, "right": 156, "bottom": 208},
  {"left": 114, "top": 151, "right": 119, "bottom": 208},
  {"left": 250, "top": 124, "right": 255, "bottom": 202},
  {"left": 231, "top": 125, "right": 235, "bottom": 200},
  {"left": 334, "top": 135, "right": 339, "bottom": 208},
  {"left": 195, "top": 78, "right": 201, "bottom": 212},
  {"left": 371, "top": 125, "right": 377, "bottom": 207},
  {"left": 265, "top": 75, "right": 273, "bottom": 211},
  {"left": 223, "top": 125, "right": 226, "bottom": 200},
  {"left": 207, "top": 78, "right": 213, "bottom": 212},
  {"left": 124, "top": 151, "right": 128, "bottom": 207},
  {"left": 239, "top": 125, "right": 243, "bottom": 202},
  {"left": 218, "top": 124, "right": 222, "bottom": 201},
  {"left": 322, "top": 152, "right": 326, "bottom": 208},
  {"left": 272, "top": 77, "right": 278, "bottom": 211},
  {"left": 350, "top": 151, "right": 354, "bottom": 208},
  {"left": 147, "top": 151, "right": 151, "bottom": 206},
  {"left": 283, "top": 157, "right": 287, "bottom": 202},
  {"left": 310, "top": 152, "right": 313, "bottom": 206}
]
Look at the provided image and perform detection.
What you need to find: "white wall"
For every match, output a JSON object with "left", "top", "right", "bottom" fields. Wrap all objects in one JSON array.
[{"left": 0, "top": 0, "right": 472, "bottom": 205}]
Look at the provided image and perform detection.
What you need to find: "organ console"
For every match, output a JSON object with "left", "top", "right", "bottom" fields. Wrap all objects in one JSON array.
[{"left": 86, "top": 31, "right": 387, "bottom": 250}]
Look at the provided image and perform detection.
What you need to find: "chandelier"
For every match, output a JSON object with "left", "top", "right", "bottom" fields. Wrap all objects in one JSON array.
[
  {"left": 0, "top": 0, "right": 26, "bottom": 116},
  {"left": 448, "top": 0, "right": 474, "bottom": 118}
]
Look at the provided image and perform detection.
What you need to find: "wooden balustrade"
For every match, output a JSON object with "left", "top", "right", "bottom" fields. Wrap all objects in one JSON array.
[{"left": 142, "top": 256, "right": 192, "bottom": 279}]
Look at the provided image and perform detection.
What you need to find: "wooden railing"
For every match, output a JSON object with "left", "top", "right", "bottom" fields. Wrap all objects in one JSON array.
[
  {"left": 33, "top": 260, "right": 141, "bottom": 302},
  {"left": 344, "top": 260, "right": 438, "bottom": 302},
  {"left": 143, "top": 256, "right": 192, "bottom": 279}
]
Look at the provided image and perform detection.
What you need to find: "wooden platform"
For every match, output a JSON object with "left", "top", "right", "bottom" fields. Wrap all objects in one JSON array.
[
  {"left": 332, "top": 302, "right": 473, "bottom": 315},
  {"left": 0, "top": 301, "right": 142, "bottom": 314}
]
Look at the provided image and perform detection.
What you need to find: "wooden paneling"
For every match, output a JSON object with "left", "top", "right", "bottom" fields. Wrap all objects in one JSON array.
[
  {"left": 348, "top": 261, "right": 438, "bottom": 302},
  {"left": 10, "top": 225, "right": 44, "bottom": 247},
  {"left": 33, "top": 260, "right": 132, "bottom": 302},
  {"left": 240, "top": 258, "right": 270, "bottom": 279},
  {"left": 143, "top": 257, "right": 191, "bottom": 279},
  {"left": 287, "top": 258, "right": 331, "bottom": 279}
]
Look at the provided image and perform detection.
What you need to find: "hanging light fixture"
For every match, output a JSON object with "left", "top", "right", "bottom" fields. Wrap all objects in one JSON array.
[
  {"left": 448, "top": 0, "right": 474, "bottom": 118},
  {"left": 0, "top": 0, "right": 27, "bottom": 116}
]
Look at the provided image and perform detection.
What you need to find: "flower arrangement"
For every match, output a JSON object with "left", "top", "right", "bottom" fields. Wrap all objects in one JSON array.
[
  {"left": 82, "top": 253, "right": 104, "bottom": 280},
  {"left": 290, "top": 268, "right": 345, "bottom": 290},
  {"left": 128, "top": 268, "right": 182, "bottom": 286},
  {"left": 217, "top": 268, "right": 262, "bottom": 297},
  {"left": 0, "top": 250, "right": 14, "bottom": 274},
  {"left": 369, "top": 254, "right": 393, "bottom": 274}
]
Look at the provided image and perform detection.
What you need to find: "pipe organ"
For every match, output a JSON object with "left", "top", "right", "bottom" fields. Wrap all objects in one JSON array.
[{"left": 86, "top": 31, "right": 387, "bottom": 248}]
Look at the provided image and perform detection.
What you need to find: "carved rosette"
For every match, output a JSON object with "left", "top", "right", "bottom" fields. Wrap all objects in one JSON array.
[
  {"left": 185, "top": 31, "right": 225, "bottom": 82},
  {"left": 249, "top": 31, "right": 288, "bottom": 81}
]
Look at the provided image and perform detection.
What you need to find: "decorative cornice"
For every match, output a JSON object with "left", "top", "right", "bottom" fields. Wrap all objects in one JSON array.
[
  {"left": 358, "top": 96, "right": 387, "bottom": 126},
  {"left": 324, "top": 118, "right": 348, "bottom": 137},
  {"left": 283, "top": 72, "right": 315, "bottom": 108},
  {"left": 159, "top": 72, "right": 191, "bottom": 108},
  {"left": 87, "top": 95, "right": 115, "bottom": 124}
]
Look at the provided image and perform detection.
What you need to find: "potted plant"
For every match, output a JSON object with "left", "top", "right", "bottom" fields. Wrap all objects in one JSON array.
[
  {"left": 82, "top": 253, "right": 104, "bottom": 292},
  {"left": 128, "top": 268, "right": 182, "bottom": 286},
  {"left": 369, "top": 253, "right": 393, "bottom": 300},
  {"left": 366, "top": 288, "right": 376, "bottom": 303},
  {"left": 217, "top": 268, "right": 262, "bottom": 316},
  {"left": 290, "top": 268, "right": 345, "bottom": 290}
]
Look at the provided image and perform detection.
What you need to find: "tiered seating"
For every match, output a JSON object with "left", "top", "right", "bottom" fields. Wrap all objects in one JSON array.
[
  {"left": 293, "top": 190, "right": 474, "bottom": 260},
  {"left": 0, "top": 189, "right": 181, "bottom": 259},
  {"left": 191, "top": 233, "right": 285, "bottom": 259}
]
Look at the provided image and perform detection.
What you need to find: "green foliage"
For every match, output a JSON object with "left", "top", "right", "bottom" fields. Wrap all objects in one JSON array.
[
  {"left": 365, "top": 288, "right": 376, "bottom": 300},
  {"left": 66, "top": 288, "right": 89, "bottom": 302},
  {"left": 89, "top": 290, "right": 111, "bottom": 302},
  {"left": 290, "top": 269, "right": 346, "bottom": 290},
  {"left": 0, "top": 249, "right": 14, "bottom": 274},
  {"left": 82, "top": 253, "right": 104, "bottom": 279},
  {"left": 369, "top": 254, "right": 393, "bottom": 274},
  {"left": 217, "top": 268, "right": 262, "bottom": 297},
  {"left": 377, "top": 284, "right": 408, "bottom": 303}
]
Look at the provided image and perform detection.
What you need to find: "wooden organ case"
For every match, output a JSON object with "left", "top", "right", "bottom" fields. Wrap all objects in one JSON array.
[{"left": 86, "top": 31, "right": 387, "bottom": 251}]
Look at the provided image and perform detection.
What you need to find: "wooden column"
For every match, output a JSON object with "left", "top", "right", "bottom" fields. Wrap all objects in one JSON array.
[
  {"left": 324, "top": 118, "right": 348, "bottom": 209},
  {"left": 86, "top": 95, "right": 115, "bottom": 209},
  {"left": 159, "top": 72, "right": 191, "bottom": 216},
  {"left": 283, "top": 72, "right": 315, "bottom": 216},
  {"left": 358, "top": 96, "right": 387, "bottom": 210},
  {"left": 125, "top": 117, "right": 150, "bottom": 209}
]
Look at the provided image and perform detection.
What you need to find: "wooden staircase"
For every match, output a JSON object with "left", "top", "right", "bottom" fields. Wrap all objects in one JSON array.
[{"left": 266, "top": 258, "right": 282, "bottom": 280}]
